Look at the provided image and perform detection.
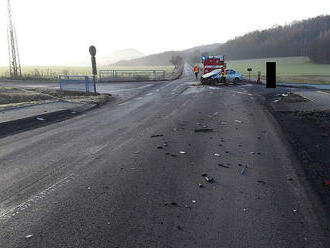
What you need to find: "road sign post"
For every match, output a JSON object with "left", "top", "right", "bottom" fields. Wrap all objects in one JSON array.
[
  {"left": 247, "top": 68, "right": 252, "bottom": 81},
  {"left": 89, "top": 45, "right": 97, "bottom": 94}
]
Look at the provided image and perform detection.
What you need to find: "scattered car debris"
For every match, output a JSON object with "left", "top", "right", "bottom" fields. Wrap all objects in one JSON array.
[
  {"left": 177, "top": 225, "right": 183, "bottom": 231},
  {"left": 201, "top": 173, "right": 208, "bottom": 177},
  {"left": 25, "top": 235, "right": 33, "bottom": 239},
  {"left": 157, "top": 146, "right": 163, "bottom": 149},
  {"left": 36, "top": 117, "right": 46, "bottom": 121},
  {"left": 204, "top": 176, "right": 215, "bottom": 183},
  {"left": 87, "top": 187, "right": 91, "bottom": 190},
  {"left": 214, "top": 153, "right": 221, "bottom": 157},
  {"left": 250, "top": 152, "right": 256, "bottom": 155},
  {"left": 282, "top": 93, "right": 289, "bottom": 97},
  {"left": 241, "top": 166, "right": 248, "bottom": 175},
  {"left": 273, "top": 99, "right": 280, "bottom": 103},
  {"left": 287, "top": 177, "right": 294, "bottom": 181},
  {"left": 171, "top": 202, "right": 178, "bottom": 206},
  {"left": 171, "top": 154, "right": 178, "bottom": 157},
  {"left": 194, "top": 128, "right": 214, "bottom": 133},
  {"left": 198, "top": 183, "right": 204, "bottom": 188},
  {"left": 179, "top": 151, "right": 186, "bottom": 154},
  {"left": 163, "top": 142, "right": 168, "bottom": 147},
  {"left": 235, "top": 120, "right": 242, "bottom": 124},
  {"left": 218, "top": 164, "right": 230, "bottom": 168},
  {"left": 257, "top": 180, "right": 266, "bottom": 185},
  {"left": 151, "top": 134, "right": 164, "bottom": 138},
  {"left": 192, "top": 200, "right": 196, "bottom": 203},
  {"left": 293, "top": 209, "right": 297, "bottom": 212}
]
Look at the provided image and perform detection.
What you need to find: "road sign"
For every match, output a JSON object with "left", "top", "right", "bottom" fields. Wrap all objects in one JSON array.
[
  {"left": 89, "top": 46, "right": 96, "bottom": 57},
  {"left": 247, "top": 68, "right": 252, "bottom": 81}
]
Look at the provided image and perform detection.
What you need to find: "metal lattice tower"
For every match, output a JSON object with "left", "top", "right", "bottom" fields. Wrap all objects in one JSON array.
[{"left": 7, "top": 0, "right": 22, "bottom": 78}]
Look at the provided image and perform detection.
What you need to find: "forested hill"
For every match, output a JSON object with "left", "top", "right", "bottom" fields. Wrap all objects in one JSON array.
[
  {"left": 114, "top": 15, "right": 330, "bottom": 66},
  {"left": 216, "top": 15, "right": 330, "bottom": 63}
]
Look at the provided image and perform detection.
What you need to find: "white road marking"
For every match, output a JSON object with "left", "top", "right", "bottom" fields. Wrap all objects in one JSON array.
[{"left": 0, "top": 174, "right": 75, "bottom": 222}]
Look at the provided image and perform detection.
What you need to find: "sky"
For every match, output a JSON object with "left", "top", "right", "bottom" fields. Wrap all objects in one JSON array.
[{"left": 0, "top": 0, "right": 329, "bottom": 66}]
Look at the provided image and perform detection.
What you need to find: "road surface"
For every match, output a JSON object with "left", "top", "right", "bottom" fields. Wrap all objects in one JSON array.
[{"left": 0, "top": 65, "right": 329, "bottom": 247}]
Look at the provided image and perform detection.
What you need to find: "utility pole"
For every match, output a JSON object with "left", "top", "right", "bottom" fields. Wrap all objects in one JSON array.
[{"left": 7, "top": 0, "right": 22, "bottom": 79}]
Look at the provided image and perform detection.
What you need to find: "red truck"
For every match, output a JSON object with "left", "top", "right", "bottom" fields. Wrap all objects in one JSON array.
[{"left": 202, "top": 55, "right": 225, "bottom": 74}]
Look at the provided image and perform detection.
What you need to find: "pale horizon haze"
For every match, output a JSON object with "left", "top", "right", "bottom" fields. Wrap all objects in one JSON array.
[{"left": 0, "top": 0, "right": 329, "bottom": 66}]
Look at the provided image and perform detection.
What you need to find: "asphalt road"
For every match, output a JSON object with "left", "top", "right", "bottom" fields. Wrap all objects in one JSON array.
[{"left": 0, "top": 65, "right": 329, "bottom": 247}]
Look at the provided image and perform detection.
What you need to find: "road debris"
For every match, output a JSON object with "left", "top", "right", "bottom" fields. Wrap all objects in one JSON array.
[
  {"left": 250, "top": 152, "right": 256, "bottom": 155},
  {"left": 179, "top": 151, "right": 186, "bottom": 154},
  {"left": 171, "top": 154, "right": 178, "bottom": 157},
  {"left": 201, "top": 173, "right": 208, "bottom": 177},
  {"left": 157, "top": 146, "right": 163, "bottom": 149},
  {"left": 192, "top": 200, "right": 196, "bottom": 203},
  {"left": 273, "top": 99, "right": 280, "bottom": 103},
  {"left": 241, "top": 166, "right": 248, "bottom": 175},
  {"left": 194, "top": 128, "right": 214, "bottom": 133},
  {"left": 36, "top": 117, "right": 46, "bottom": 121},
  {"left": 214, "top": 153, "right": 221, "bottom": 157},
  {"left": 25, "top": 235, "right": 33, "bottom": 239},
  {"left": 151, "top": 134, "right": 164, "bottom": 138},
  {"left": 171, "top": 202, "right": 178, "bottom": 206},
  {"left": 257, "top": 180, "right": 266, "bottom": 185},
  {"left": 218, "top": 164, "right": 230, "bottom": 168},
  {"left": 282, "top": 93, "right": 289, "bottom": 97},
  {"left": 177, "top": 225, "right": 183, "bottom": 231},
  {"left": 198, "top": 183, "right": 204, "bottom": 188},
  {"left": 204, "top": 176, "right": 215, "bottom": 183},
  {"left": 287, "top": 177, "right": 294, "bottom": 181},
  {"left": 235, "top": 120, "right": 242, "bottom": 124}
]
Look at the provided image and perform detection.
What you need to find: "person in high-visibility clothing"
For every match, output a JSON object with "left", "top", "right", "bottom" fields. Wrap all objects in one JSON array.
[
  {"left": 220, "top": 67, "right": 227, "bottom": 84},
  {"left": 193, "top": 65, "right": 199, "bottom": 79}
]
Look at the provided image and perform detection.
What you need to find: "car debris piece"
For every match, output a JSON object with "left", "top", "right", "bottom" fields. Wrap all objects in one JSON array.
[
  {"left": 201, "top": 173, "right": 208, "bottom": 177},
  {"left": 192, "top": 200, "right": 196, "bottom": 203},
  {"left": 198, "top": 183, "right": 204, "bottom": 188},
  {"left": 25, "top": 235, "right": 33, "bottom": 239},
  {"left": 273, "top": 99, "right": 280, "bottom": 103},
  {"left": 235, "top": 120, "right": 242, "bottom": 124},
  {"left": 218, "top": 164, "right": 230, "bottom": 168},
  {"left": 257, "top": 180, "right": 266, "bottom": 185},
  {"left": 194, "top": 128, "right": 214, "bottom": 133},
  {"left": 250, "top": 152, "right": 256, "bottom": 155},
  {"left": 204, "top": 176, "right": 215, "bottom": 183},
  {"left": 171, "top": 202, "right": 178, "bottom": 206},
  {"left": 171, "top": 154, "right": 178, "bottom": 157},
  {"left": 36, "top": 117, "right": 46, "bottom": 121},
  {"left": 241, "top": 166, "right": 248, "bottom": 175},
  {"left": 179, "top": 151, "right": 186, "bottom": 154},
  {"left": 151, "top": 134, "right": 164, "bottom": 138},
  {"left": 157, "top": 146, "right": 163, "bottom": 149},
  {"left": 214, "top": 153, "right": 221, "bottom": 157},
  {"left": 287, "top": 177, "right": 294, "bottom": 181},
  {"left": 177, "top": 225, "right": 183, "bottom": 231},
  {"left": 282, "top": 93, "right": 289, "bottom": 97}
]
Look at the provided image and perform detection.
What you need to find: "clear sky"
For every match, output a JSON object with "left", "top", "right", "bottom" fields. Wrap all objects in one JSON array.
[{"left": 0, "top": 0, "right": 329, "bottom": 66}]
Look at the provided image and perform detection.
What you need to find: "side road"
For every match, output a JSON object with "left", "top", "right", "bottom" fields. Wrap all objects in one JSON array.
[{"left": 0, "top": 87, "right": 111, "bottom": 137}]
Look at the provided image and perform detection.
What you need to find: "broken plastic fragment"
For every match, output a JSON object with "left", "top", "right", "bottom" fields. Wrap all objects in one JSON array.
[
  {"left": 151, "top": 134, "right": 164, "bottom": 138},
  {"left": 192, "top": 200, "right": 196, "bottom": 203},
  {"left": 25, "top": 235, "right": 33, "bottom": 239},
  {"left": 36, "top": 117, "right": 45, "bottom": 121},
  {"left": 214, "top": 153, "right": 221, "bottom": 157},
  {"left": 235, "top": 120, "right": 242, "bottom": 124},
  {"left": 194, "top": 128, "right": 213, "bottom": 133},
  {"left": 179, "top": 151, "right": 186, "bottom": 154}
]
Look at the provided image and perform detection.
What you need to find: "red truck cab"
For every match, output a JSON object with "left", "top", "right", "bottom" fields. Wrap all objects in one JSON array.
[{"left": 202, "top": 55, "right": 225, "bottom": 74}]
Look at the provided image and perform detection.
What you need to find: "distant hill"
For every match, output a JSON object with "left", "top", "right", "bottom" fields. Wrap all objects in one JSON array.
[
  {"left": 114, "top": 15, "right": 330, "bottom": 66},
  {"left": 114, "top": 43, "right": 222, "bottom": 66},
  {"left": 99, "top": 48, "right": 144, "bottom": 65}
]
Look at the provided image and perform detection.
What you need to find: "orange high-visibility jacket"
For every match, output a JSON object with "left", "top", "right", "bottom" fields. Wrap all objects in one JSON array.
[
  {"left": 221, "top": 68, "right": 226, "bottom": 77},
  {"left": 194, "top": 66, "right": 199, "bottom": 73}
]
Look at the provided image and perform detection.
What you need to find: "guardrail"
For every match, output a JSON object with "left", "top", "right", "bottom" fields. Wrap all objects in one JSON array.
[
  {"left": 59, "top": 75, "right": 95, "bottom": 93},
  {"left": 99, "top": 70, "right": 166, "bottom": 82}
]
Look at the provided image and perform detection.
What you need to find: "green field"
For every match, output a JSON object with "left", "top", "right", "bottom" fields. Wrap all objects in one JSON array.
[
  {"left": 0, "top": 65, "right": 175, "bottom": 79},
  {"left": 227, "top": 56, "right": 330, "bottom": 84}
]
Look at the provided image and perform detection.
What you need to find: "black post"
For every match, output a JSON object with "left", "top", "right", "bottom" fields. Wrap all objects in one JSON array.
[
  {"left": 266, "top": 62, "right": 276, "bottom": 88},
  {"left": 89, "top": 45, "right": 97, "bottom": 94}
]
